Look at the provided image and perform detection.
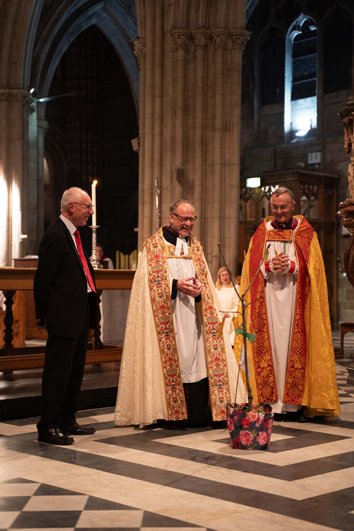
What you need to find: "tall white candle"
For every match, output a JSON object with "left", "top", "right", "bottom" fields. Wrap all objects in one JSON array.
[{"left": 92, "top": 180, "right": 97, "bottom": 226}]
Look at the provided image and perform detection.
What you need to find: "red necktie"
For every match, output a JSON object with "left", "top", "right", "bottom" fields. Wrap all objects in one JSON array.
[{"left": 74, "top": 230, "right": 96, "bottom": 293}]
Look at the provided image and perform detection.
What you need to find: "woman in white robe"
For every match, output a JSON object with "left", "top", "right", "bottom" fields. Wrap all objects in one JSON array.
[{"left": 215, "top": 267, "right": 240, "bottom": 346}]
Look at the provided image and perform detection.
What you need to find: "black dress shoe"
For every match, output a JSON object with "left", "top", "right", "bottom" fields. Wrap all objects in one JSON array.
[
  {"left": 156, "top": 420, "right": 186, "bottom": 430},
  {"left": 62, "top": 422, "right": 96, "bottom": 436},
  {"left": 209, "top": 420, "right": 227, "bottom": 430},
  {"left": 38, "top": 428, "right": 74, "bottom": 445},
  {"left": 296, "top": 414, "right": 309, "bottom": 423},
  {"left": 274, "top": 413, "right": 287, "bottom": 422}
]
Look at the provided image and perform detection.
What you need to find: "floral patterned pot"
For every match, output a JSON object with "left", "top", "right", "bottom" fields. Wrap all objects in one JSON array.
[{"left": 226, "top": 402, "right": 273, "bottom": 450}]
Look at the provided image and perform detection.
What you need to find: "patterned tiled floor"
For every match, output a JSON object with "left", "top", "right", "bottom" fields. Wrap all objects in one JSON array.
[{"left": 0, "top": 363, "right": 353, "bottom": 531}]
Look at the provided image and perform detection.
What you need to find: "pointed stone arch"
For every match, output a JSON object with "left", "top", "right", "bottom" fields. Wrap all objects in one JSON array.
[
  {"left": 31, "top": 1, "right": 139, "bottom": 109},
  {"left": 0, "top": 0, "right": 139, "bottom": 263}
]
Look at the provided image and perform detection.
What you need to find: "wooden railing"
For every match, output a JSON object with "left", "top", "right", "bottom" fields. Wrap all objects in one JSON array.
[{"left": 0, "top": 268, "right": 135, "bottom": 371}]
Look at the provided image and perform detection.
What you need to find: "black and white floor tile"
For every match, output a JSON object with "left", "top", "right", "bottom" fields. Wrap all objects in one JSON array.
[{"left": 0, "top": 363, "right": 353, "bottom": 531}]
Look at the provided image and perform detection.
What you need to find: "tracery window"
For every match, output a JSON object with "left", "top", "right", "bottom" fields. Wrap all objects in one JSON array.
[
  {"left": 284, "top": 15, "right": 318, "bottom": 139},
  {"left": 292, "top": 18, "right": 317, "bottom": 101}
]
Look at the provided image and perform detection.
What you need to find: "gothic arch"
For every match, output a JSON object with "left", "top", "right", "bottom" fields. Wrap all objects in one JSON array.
[
  {"left": 0, "top": 1, "right": 139, "bottom": 101},
  {"left": 0, "top": 0, "right": 139, "bottom": 263},
  {"left": 30, "top": 1, "right": 139, "bottom": 111}
]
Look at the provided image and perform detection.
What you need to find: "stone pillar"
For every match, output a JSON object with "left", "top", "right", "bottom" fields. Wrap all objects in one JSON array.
[
  {"left": 134, "top": 38, "right": 146, "bottom": 251},
  {"left": 228, "top": 29, "right": 249, "bottom": 274},
  {"left": 171, "top": 28, "right": 190, "bottom": 200},
  {"left": 191, "top": 29, "right": 209, "bottom": 241},
  {"left": 36, "top": 118, "right": 49, "bottom": 246},
  {"left": 135, "top": 2, "right": 248, "bottom": 280},
  {"left": 209, "top": 29, "right": 228, "bottom": 275},
  {"left": 153, "top": 3, "right": 163, "bottom": 232},
  {"left": 160, "top": 6, "right": 174, "bottom": 225},
  {"left": 141, "top": 6, "right": 155, "bottom": 244},
  {"left": 0, "top": 89, "right": 34, "bottom": 266},
  {"left": 0, "top": 92, "right": 10, "bottom": 266},
  {"left": 26, "top": 105, "right": 38, "bottom": 256}
]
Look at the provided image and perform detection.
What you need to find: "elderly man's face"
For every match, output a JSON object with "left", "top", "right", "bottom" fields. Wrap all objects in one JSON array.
[
  {"left": 270, "top": 193, "right": 295, "bottom": 225},
  {"left": 69, "top": 191, "right": 94, "bottom": 228},
  {"left": 169, "top": 203, "right": 196, "bottom": 238}
]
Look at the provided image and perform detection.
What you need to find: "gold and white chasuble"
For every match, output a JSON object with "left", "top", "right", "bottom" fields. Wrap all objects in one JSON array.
[
  {"left": 234, "top": 216, "right": 340, "bottom": 419},
  {"left": 115, "top": 228, "right": 246, "bottom": 427}
]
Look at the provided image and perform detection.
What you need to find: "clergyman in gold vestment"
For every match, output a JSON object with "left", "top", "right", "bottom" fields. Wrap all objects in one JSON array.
[{"left": 115, "top": 199, "right": 246, "bottom": 428}]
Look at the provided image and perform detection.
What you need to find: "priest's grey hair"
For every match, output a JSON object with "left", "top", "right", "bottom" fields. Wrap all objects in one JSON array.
[
  {"left": 271, "top": 187, "right": 294, "bottom": 202},
  {"left": 61, "top": 187, "right": 87, "bottom": 212},
  {"left": 169, "top": 199, "right": 195, "bottom": 213}
]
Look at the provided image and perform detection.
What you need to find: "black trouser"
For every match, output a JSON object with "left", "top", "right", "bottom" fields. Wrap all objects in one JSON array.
[
  {"left": 37, "top": 310, "right": 89, "bottom": 433},
  {"left": 183, "top": 377, "right": 211, "bottom": 424}
]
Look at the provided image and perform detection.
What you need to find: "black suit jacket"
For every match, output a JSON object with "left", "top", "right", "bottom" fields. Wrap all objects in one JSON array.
[{"left": 34, "top": 217, "right": 97, "bottom": 338}]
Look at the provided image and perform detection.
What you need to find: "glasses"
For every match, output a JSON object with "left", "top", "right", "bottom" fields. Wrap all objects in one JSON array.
[
  {"left": 172, "top": 213, "right": 197, "bottom": 223},
  {"left": 72, "top": 202, "right": 94, "bottom": 211},
  {"left": 270, "top": 203, "right": 292, "bottom": 212}
]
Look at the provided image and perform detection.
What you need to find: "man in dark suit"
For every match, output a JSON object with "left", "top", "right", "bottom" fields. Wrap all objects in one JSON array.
[{"left": 34, "top": 187, "right": 97, "bottom": 445}]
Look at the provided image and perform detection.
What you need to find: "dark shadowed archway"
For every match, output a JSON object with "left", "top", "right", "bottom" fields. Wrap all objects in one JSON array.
[{"left": 44, "top": 25, "right": 139, "bottom": 259}]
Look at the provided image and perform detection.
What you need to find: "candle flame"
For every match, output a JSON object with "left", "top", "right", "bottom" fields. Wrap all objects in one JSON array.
[{"left": 93, "top": 180, "right": 98, "bottom": 186}]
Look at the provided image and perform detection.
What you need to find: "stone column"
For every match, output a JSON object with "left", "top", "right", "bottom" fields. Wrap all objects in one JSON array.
[
  {"left": 227, "top": 29, "right": 249, "bottom": 273},
  {"left": 191, "top": 29, "right": 209, "bottom": 240},
  {"left": 134, "top": 38, "right": 146, "bottom": 251},
  {"left": 160, "top": 5, "right": 174, "bottom": 224},
  {"left": 171, "top": 28, "right": 191, "bottom": 200},
  {"left": 0, "top": 89, "right": 34, "bottom": 265},
  {"left": 135, "top": 1, "right": 248, "bottom": 280},
  {"left": 141, "top": 6, "right": 155, "bottom": 244},
  {"left": 36, "top": 118, "right": 49, "bottom": 246},
  {"left": 153, "top": 2, "right": 163, "bottom": 232},
  {"left": 26, "top": 105, "right": 37, "bottom": 256},
  {"left": 0, "top": 91, "right": 10, "bottom": 266},
  {"left": 209, "top": 29, "right": 228, "bottom": 275}
]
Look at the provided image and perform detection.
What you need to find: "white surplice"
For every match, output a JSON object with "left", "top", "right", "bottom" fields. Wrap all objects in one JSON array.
[
  {"left": 215, "top": 286, "right": 240, "bottom": 345},
  {"left": 260, "top": 221, "right": 301, "bottom": 414},
  {"left": 166, "top": 235, "right": 207, "bottom": 383}
]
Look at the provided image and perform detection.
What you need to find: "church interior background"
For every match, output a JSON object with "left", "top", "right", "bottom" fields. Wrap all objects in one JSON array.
[{"left": 1, "top": 1, "right": 354, "bottom": 530}]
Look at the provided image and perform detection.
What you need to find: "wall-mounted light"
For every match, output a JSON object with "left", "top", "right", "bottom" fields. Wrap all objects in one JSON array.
[{"left": 246, "top": 177, "right": 261, "bottom": 188}]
